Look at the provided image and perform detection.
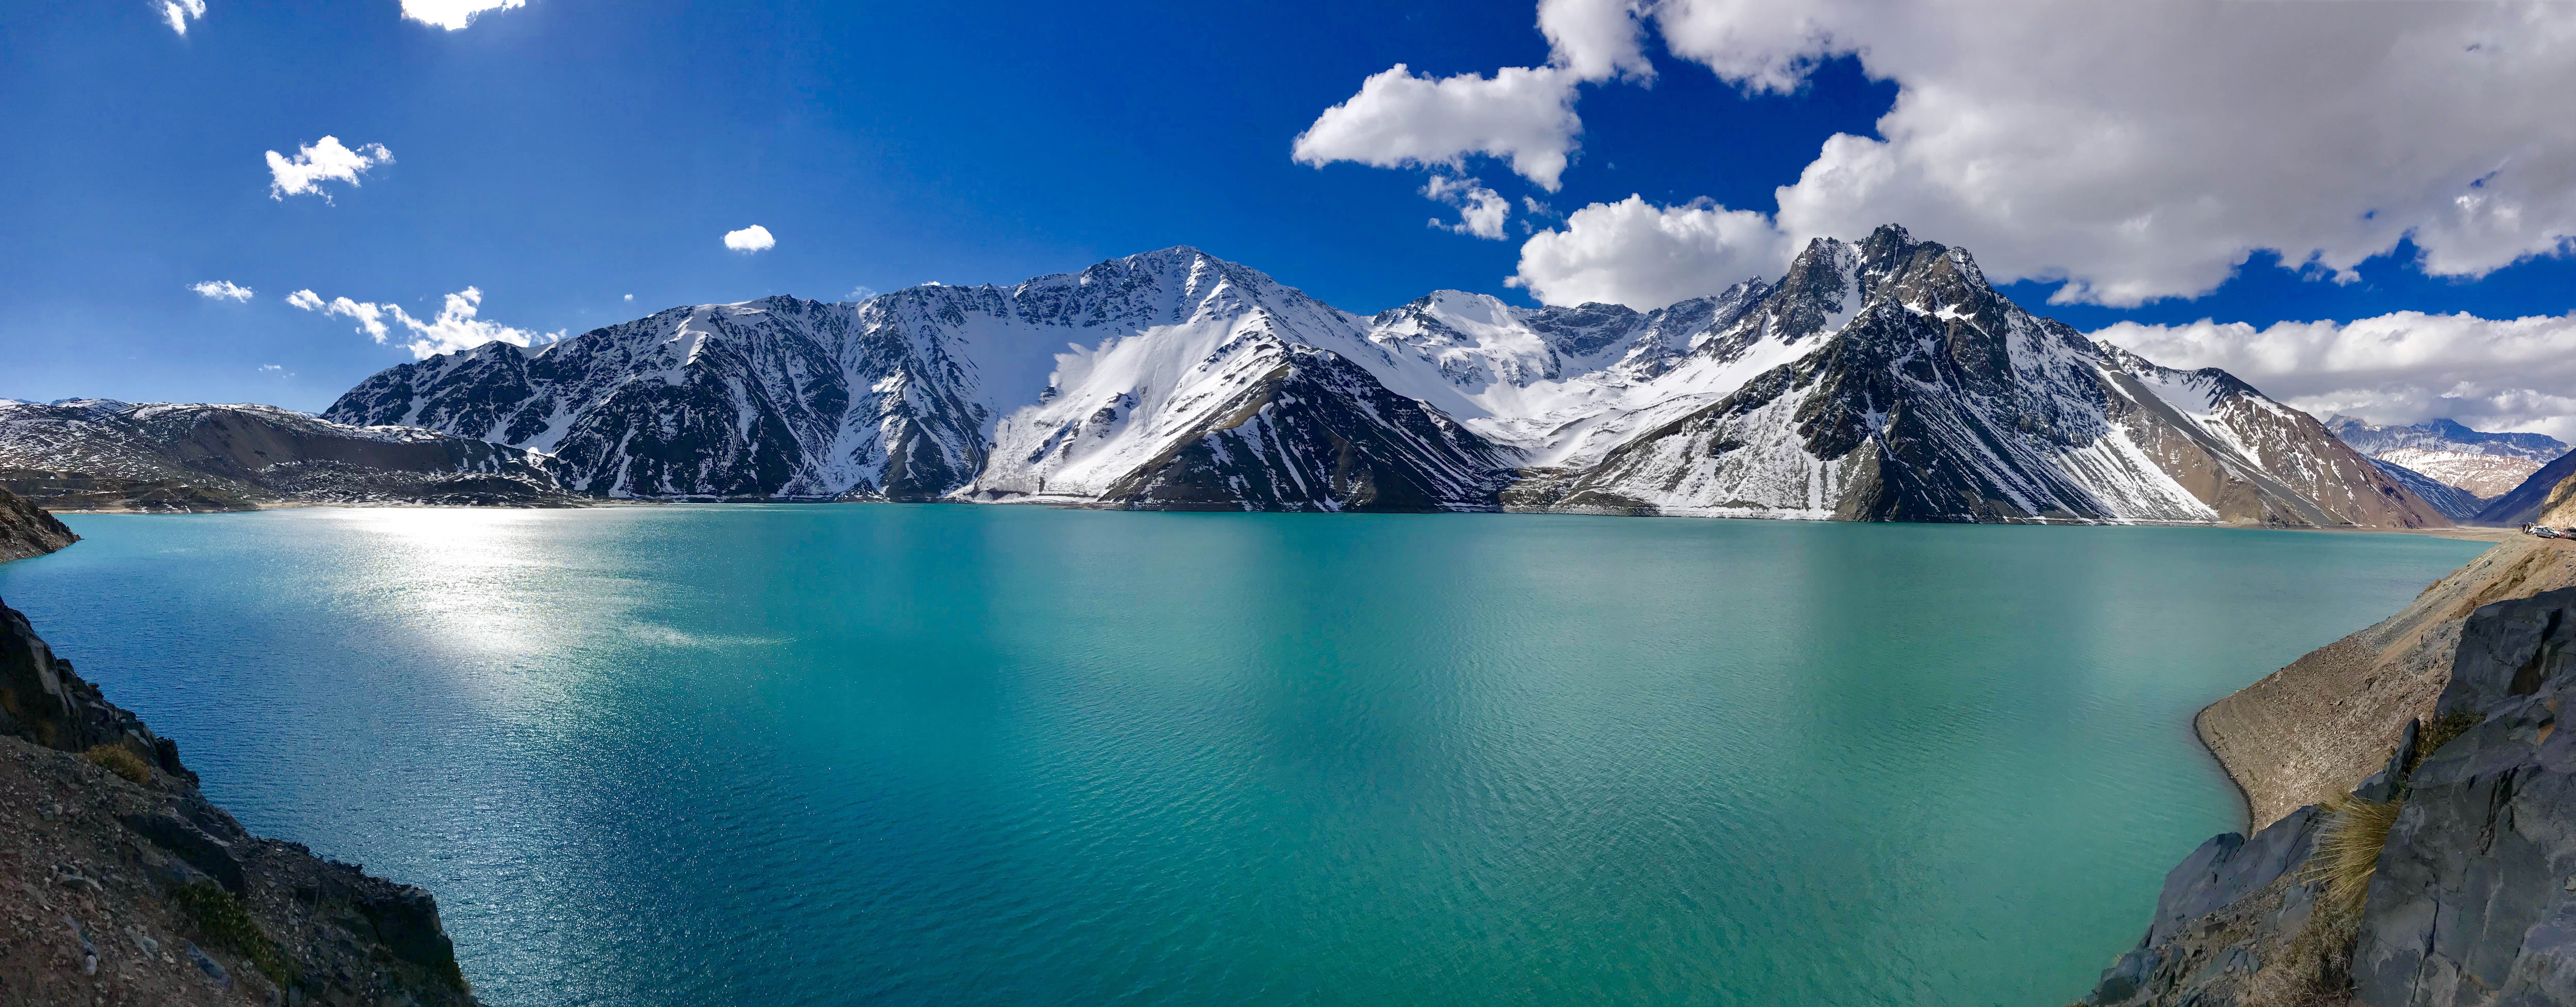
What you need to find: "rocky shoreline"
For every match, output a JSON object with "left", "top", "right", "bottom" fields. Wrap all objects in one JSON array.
[
  {"left": 0, "top": 591, "right": 479, "bottom": 1005},
  {"left": 2082, "top": 532, "right": 2576, "bottom": 1005}
]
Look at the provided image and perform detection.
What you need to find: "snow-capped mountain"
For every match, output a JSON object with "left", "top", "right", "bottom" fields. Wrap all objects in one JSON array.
[
  {"left": 323, "top": 227, "right": 2445, "bottom": 526},
  {"left": 0, "top": 399, "right": 562, "bottom": 510},
  {"left": 2326, "top": 415, "right": 2566, "bottom": 501},
  {"left": 2368, "top": 458, "right": 2489, "bottom": 521}
]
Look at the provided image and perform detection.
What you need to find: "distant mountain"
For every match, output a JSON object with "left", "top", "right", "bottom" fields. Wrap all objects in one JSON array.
[
  {"left": 2325, "top": 415, "right": 2566, "bottom": 462},
  {"left": 323, "top": 227, "right": 2444, "bottom": 526},
  {"left": 2326, "top": 416, "right": 2567, "bottom": 500},
  {"left": 2369, "top": 458, "right": 2488, "bottom": 521},
  {"left": 0, "top": 400, "right": 568, "bottom": 511}
]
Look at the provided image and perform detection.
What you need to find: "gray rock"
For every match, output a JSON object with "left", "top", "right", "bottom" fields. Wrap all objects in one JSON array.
[{"left": 2353, "top": 589, "right": 2576, "bottom": 1005}]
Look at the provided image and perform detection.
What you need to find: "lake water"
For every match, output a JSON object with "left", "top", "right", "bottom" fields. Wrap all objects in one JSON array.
[{"left": 0, "top": 507, "right": 2487, "bottom": 1006}]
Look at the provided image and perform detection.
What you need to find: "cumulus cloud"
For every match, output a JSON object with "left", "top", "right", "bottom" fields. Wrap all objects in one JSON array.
[
  {"left": 400, "top": 0, "right": 526, "bottom": 31},
  {"left": 266, "top": 136, "right": 393, "bottom": 202},
  {"left": 2098, "top": 311, "right": 2576, "bottom": 441},
  {"left": 1295, "top": 0, "right": 1664, "bottom": 192},
  {"left": 1539, "top": 0, "right": 1655, "bottom": 83},
  {"left": 1507, "top": 195, "right": 1789, "bottom": 309},
  {"left": 288, "top": 286, "right": 563, "bottom": 360},
  {"left": 1312, "top": 0, "right": 2576, "bottom": 308},
  {"left": 723, "top": 225, "right": 776, "bottom": 253},
  {"left": 846, "top": 285, "right": 879, "bottom": 301},
  {"left": 1423, "top": 175, "right": 1511, "bottom": 240},
  {"left": 190, "top": 280, "right": 253, "bottom": 301},
  {"left": 1293, "top": 65, "right": 1585, "bottom": 191},
  {"left": 161, "top": 0, "right": 206, "bottom": 34}
]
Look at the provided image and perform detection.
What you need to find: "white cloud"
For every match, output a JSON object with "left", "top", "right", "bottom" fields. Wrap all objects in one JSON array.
[
  {"left": 266, "top": 136, "right": 393, "bottom": 202},
  {"left": 161, "top": 0, "right": 206, "bottom": 34},
  {"left": 1294, "top": 0, "right": 1662, "bottom": 191},
  {"left": 1293, "top": 65, "right": 1585, "bottom": 191},
  {"left": 1507, "top": 195, "right": 1790, "bottom": 309},
  {"left": 2097, "top": 311, "right": 2576, "bottom": 441},
  {"left": 190, "top": 280, "right": 253, "bottom": 301},
  {"left": 288, "top": 285, "right": 563, "bottom": 359},
  {"left": 399, "top": 0, "right": 526, "bottom": 31},
  {"left": 1311, "top": 0, "right": 2576, "bottom": 307},
  {"left": 1423, "top": 175, "right": 1511, "bottom": 240},
  {"left": 623, "top": 293, "right": 634, "bottom": 301},
  {"left": 724, "top": 225, "right": 776, "bottom": 253},
  {"left": 847, "top": 285, "right": 879, "bottom": 301},
  {"left": 1538, "top": 0, "right": 1654, "bottom": 83}
]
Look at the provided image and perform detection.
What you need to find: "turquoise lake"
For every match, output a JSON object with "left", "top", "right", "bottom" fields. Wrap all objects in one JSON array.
[{"left": 0, "top": 507, "right": 2488, "bottom": 1006}]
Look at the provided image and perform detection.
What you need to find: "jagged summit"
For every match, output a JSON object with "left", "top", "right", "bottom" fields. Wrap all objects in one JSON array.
[{"left": 311, "top": 228, "right": 2445, "bottom": 525}]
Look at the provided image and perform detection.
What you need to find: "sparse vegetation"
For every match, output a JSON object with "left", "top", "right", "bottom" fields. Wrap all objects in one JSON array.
[
  {"left": 82, "top": 744, "right": 151, "bottom": 785},
  {"left": 170, "top": 881, "right": 294, "bottom": 986},
  {"left": 2407, "top": 710, "right": 2481, "bottom": 776},
  {"left": 2306, "top": 790, "right": 2403, "bottom": 914},
  {"left": 2245, "top": 893, "right": 2359, "bottom": 1007}
]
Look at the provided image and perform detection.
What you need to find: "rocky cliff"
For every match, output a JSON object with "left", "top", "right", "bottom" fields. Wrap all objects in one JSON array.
[
  {"left": 0, "top": 596, "right": 478, "bottom": 1006},
  {"left": 0, "top": 399, "right": 570, "bottom": 512},
  {"left": 2083, "top": 545, "right": 2576, "bottom": 1006},
  {"left": 0, "top": 486, "right": 76, "bottom": 562}
]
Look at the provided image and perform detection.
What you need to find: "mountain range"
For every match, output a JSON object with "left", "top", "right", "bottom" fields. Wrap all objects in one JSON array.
[
  {"left": 0, "top": 399, "right": 567, "bottom": 511},
  {"left": 315, "top": 225, "right": 2444, "bottom": 527},
  {"left": 2324, "top": 416, "right": 2568, "bottom": 520}
]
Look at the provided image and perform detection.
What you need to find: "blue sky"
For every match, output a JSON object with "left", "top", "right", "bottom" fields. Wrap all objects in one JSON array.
[{"left": 5, "top": 0, "right": 2574, "bottom": 429}]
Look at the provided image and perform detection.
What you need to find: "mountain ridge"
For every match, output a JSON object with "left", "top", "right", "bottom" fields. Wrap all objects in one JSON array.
[{"left": 300, "top": 227, "right": 2437, "bottom": 525}]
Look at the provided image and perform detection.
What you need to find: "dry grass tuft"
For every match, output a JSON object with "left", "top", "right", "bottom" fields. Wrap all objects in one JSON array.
[
  {"left": 82, "top": 744, "right": 151, "bottom": 785},
  {"left": 2305, "top": 791, "right": 2402, "bottom": 914}
]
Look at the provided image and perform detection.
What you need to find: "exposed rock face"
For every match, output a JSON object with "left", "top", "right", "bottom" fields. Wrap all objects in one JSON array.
[
  {"left": 2085, "top": 564, "right": 2576, "bottom": 1006},
  {"left": 2353, "top": 588, "right": 2576, "bottom": 1005},
  {"left": 2481, "top": 455, "right": 2576, "bottom": 527},
  {"left": 321, "top": 231, "right": 2444, "bottom": 525},
  {"left": 0, "top": 486, "right": 75, "bottom": 562},
  {"left": 0, "top": 597, "right": 477, "bottom": 1006},
  {"left": 0, "top": 400, "right": 569, "bottom": 512}
]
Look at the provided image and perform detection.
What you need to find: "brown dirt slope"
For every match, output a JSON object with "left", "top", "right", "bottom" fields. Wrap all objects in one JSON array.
[{"left": 2196, "top": 535, "right": 2576, "bottom": 829}]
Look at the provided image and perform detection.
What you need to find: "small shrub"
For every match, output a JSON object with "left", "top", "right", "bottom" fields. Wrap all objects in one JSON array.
[
  {"left": 2305, "top": 791, "right": 2403, "bottom": 914},
  {"left": 83, "top": 744, "right": 151, "bottom": 785},
  {"left": 2407, "top": 710, "right": 2481, "bottom": 776},
  {"left": 170, "top": 881, "right": 294, "bottom": 986}
]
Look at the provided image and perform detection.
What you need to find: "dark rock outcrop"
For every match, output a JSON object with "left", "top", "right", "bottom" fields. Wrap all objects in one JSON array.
[
  {"left": 0, "top": 596, "right": 477, "bottom": 1005},
  {"left": 2084, "top": 584, "right": 2576, "bottom": 1006},
  {"left": 0, "top": 485, "right": 76, "bottom": 561}
]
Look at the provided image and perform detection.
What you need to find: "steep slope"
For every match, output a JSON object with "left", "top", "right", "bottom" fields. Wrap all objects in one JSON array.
[
  {"left": 2477, "top": 450, "right": 2576, "bottom": 525},
  {"left": 0, "top": 400, "right": 566, "bottom": 511},
  {"left": 0, "top": 486, "right": 76, "bottom": 562},
  {"left": 324, "top": 231, "right": 2438, "bottom": 525},
  {"left": 1525, "top": 228, "right": 2442, "bottom": 526},
  {"left": 2, "top": 597, "right": 477, "bottom": 1006},
  {"left": 2370, "top": 458, "right": 2492, "bottom": 521}
]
